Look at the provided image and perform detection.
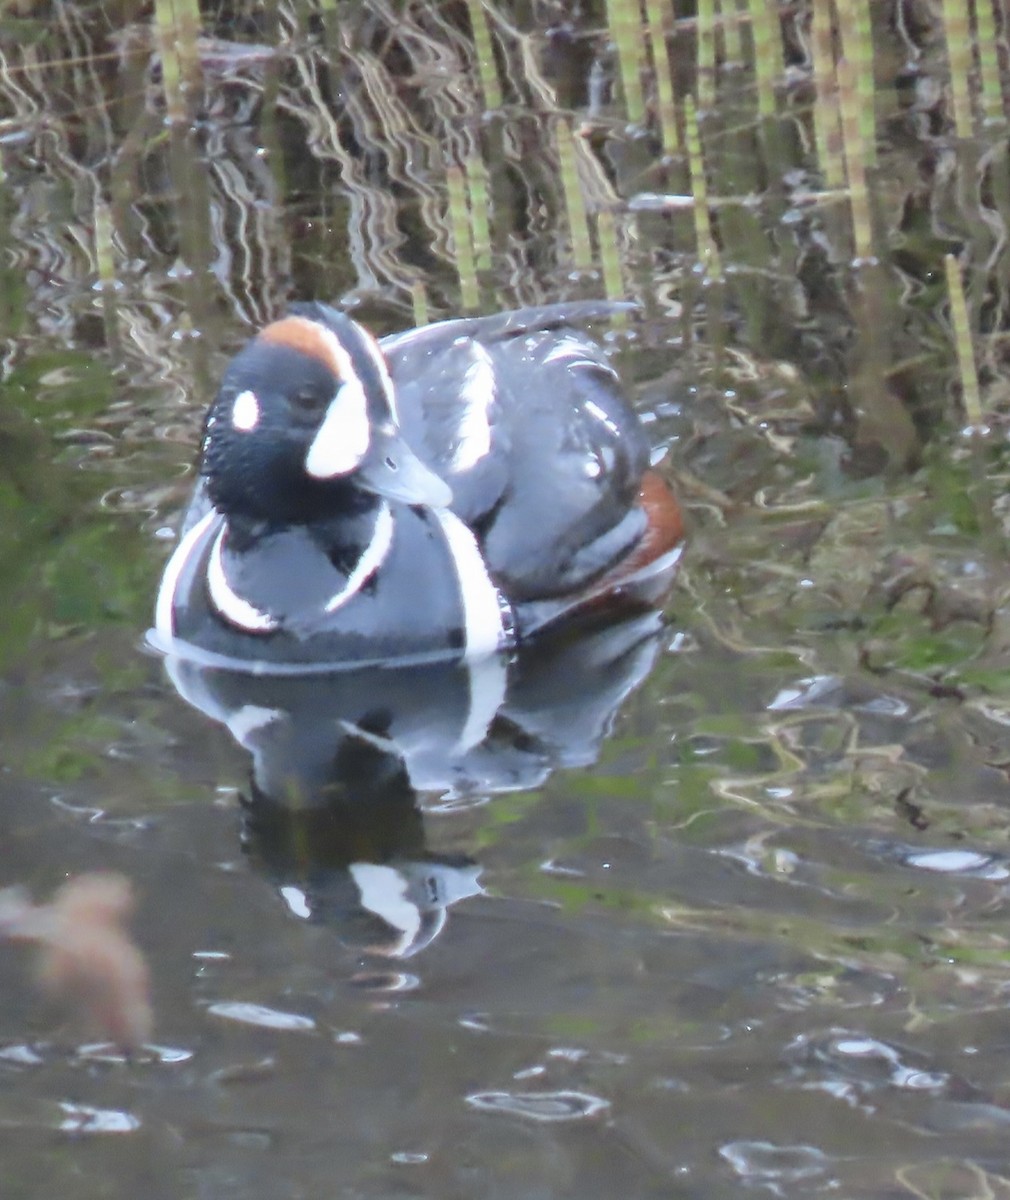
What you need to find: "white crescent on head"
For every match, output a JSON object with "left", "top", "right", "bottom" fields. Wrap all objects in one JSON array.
[{"left": 305, "top": 376, "right": 371, "bottom": 478}]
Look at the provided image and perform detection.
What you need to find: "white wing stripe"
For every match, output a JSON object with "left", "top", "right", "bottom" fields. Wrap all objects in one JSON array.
[{"left": 432, "top": 508, "right": 505, "bottom": 660}]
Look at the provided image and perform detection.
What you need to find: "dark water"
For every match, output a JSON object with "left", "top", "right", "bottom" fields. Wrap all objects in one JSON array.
[{"left": 4, "top": 3, "right": 1010, "bottom": 1197}]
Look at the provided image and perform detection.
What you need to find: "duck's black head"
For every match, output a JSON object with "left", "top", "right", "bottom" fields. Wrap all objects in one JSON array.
[{"left": 201, "top": 304, "right": 452, "bottom": 528}]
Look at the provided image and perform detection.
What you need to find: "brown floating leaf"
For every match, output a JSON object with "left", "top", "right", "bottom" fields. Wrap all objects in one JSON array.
[{"left": 0, "top": 873, "right": 152, "bottom": 1053}]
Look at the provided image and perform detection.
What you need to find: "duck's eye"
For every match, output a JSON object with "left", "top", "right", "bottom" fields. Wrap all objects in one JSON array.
[{"left": 288, "top": 387, "right": 329, "bottom": 416}]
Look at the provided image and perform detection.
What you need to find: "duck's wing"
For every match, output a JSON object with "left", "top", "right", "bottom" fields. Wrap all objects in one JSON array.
[
  {"left": 379, "top": 300, "right": 636, "bottom": 361},
  {"left": 382, "top": 303, "right": 650, "bottom": 600}
]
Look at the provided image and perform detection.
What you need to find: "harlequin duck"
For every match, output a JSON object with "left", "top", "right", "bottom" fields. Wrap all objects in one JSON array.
[{"left": 154, "top": 300, "right": 683, "bottom": 671}]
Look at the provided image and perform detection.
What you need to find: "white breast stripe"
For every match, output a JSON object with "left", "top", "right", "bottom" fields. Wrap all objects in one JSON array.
[
  {"left": 154, "top": 509, "right": 219, "bottom": 641},
  {"left": 432, "top": 508, "right": 505, "bottom": 660},
  {"left": 305, "top": 376, "right": 371, "bottom": 478},
  {"left": 450, "top": 344, "right": 496, "bottom": 472},
  {"left": 207, "top": 527, "right": 279, "bottom": 633},
  {"left": 325, "top": 503, "right": 395, "bottom": 612}
]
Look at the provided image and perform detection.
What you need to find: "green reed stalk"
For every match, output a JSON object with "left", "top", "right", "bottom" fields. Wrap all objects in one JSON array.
[
  {"left": 555, "top": 120, "right": 594, "bottom": 273},
  {"left": 944, "top": 253, "right": 983, "bottom": 427},
  {"left": 696, "top": 0, "right": 717, "bottom": 114},
  {"left": 720, "top": 0, "right": 743, "bottom": 64},
  {"left": 446, "top": 164, "right": 480, "bottom": 311},
  {"left": 174, "top": 0, "right": 202, "bottom": 96},
  {"left": 811, "top": 0, "right": 845, "bottom": 187},
  {"left": 93, "top": 196, "right": 121, "bottom": 347},
  {"left": 836, "top": 56, "right": 873, "bottom": 262},
  {"left": 411, "top": 280, "right": 429, "bottom": 328},
  {"left": 684, "top": 94, "right": 721, "bottom": 279},
  {"left": 606, "top": 0, "right": 645, "bottom": 124},
  {"left": 93, "top": 197, "right": 115, "bottom": 289},
  {"left": 464, "top": 0, "right": 502, "bottom": 110},
  {"left": 941, "top": 0, "right": 975, "bottom": 137},
  {"left": 465, "top": 153, "right": 492, "bottom": 272},
  {"left": 152, "top": 0, "right": 185, "bottom": 123},
  {"left": 973, "top": 0, "right": 1005, "bottom": 126},
  {"left": 644, "top": 0, "right": 681, "bottom": 152},
  {"left": 749, "top": 0, "right": 781, "bottom": 118},
  {"left": 835, "top": 0, "right": 876, "bottom": 167},
  {"left": 595, "top": 208, "right": 627, "bottom": 312}
]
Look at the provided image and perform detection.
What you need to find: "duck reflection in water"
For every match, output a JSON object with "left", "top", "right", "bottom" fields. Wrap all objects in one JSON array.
[{"left": 162, "top": 604, "right": 675, "bottom": 958}]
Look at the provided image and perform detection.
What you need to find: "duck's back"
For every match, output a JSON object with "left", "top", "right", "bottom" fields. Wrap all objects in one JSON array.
[{"left": 382, "top": 302, "right": 650, "bottom": 600}]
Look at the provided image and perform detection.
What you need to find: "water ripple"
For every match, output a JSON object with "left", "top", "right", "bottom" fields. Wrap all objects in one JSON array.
[{"left": 465, "top": 1089, "right": 610, "bottom": 1122}]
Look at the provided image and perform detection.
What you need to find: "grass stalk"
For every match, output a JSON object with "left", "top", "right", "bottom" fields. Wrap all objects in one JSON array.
[
  {"left": 684, "top": 94, "right": 721, "bottom": 279},
  {"left": 446, "top": 164, "right": 480, "bottom": 311},
  {"left": 464, "top": 0, "right": 502, "bottom": 110},
  {"left": 720, "top": 0, "right": 743, "bottom": 64},
  {"left": 464, "top": 153, "right": 492, "bottom": 272},
  {"left": 835, "top": 0, "right": 876, "bottom": 167},
  {"left": 696, "top": 0, "right": 717, "bottom": 114},
  {"left": 836, "top": 55, "right": 874, "bottom": 262},
  {"left": 606, "top": 0, "right": 645, "bottom": 124},
  {"left": 940, "top": 0, "right": 976, "bottom": 137},
  {"left": 973, "top": 0, "right": 1005, "bottom": 126},
  {"left": 555, "top": 120, "right": 594, "bottom": 273},
  {"left": 595, "top": 208, "right": 627, "bottom": 316},
  {"left": 643, "top": 0, "right": 681, "bottom": 152},
  {"left": 749, "top": 0, "right": 781, "bottom": 118},
  {"left": 411, "top": 280, "right": 429, "bottom": 328},
  {"left": 944, "top": 253, "right": 983, "bottom": 427},
  {"left": 93, "top": 197, "right": 121, "bottom": 347},
  {"left": 810, "top": 0, "right": 845, "bottom": 188},
  {"left": 152, "top": 0, "right": 185, "bottom": 124}
]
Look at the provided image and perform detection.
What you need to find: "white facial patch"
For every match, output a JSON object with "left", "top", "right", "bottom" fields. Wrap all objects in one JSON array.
[
  {"left": 231, "top": 390, "right": 260, "bottom": 432},
  {"left": 449, "top": 344, "right": 496, "bottom": 473},
  {"left": 304, "top": 376, "right": 371, "bottom": 479}
]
